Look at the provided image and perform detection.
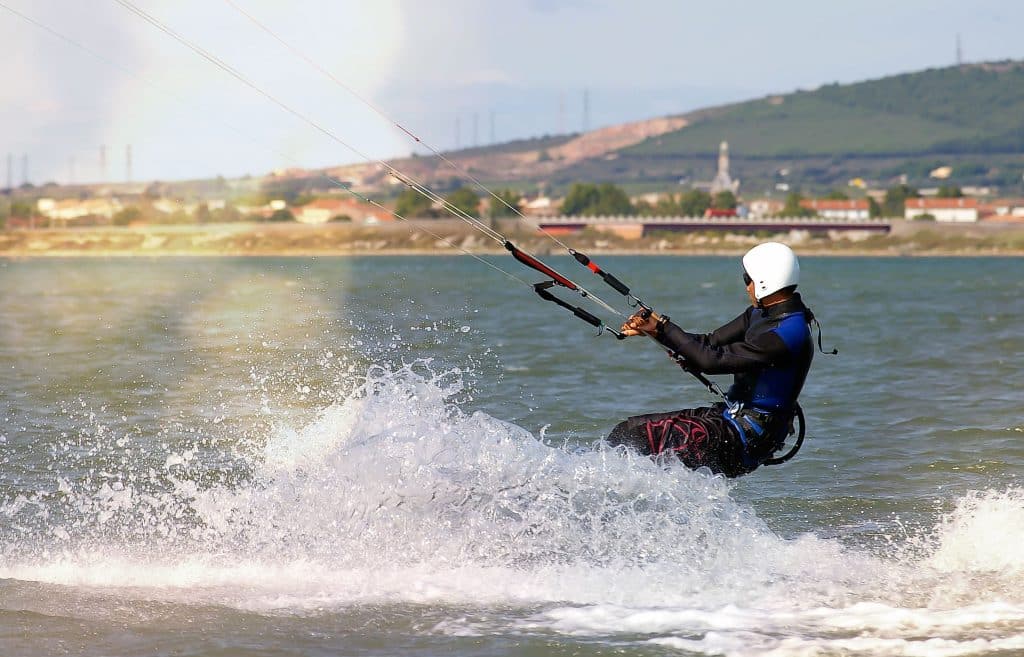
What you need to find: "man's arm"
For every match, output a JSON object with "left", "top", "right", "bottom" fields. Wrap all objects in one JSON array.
[
  {"left": 656, "top": 319, "right": 788, "bottom": 375},
  {"left": 705, "top": 308, "right": 752, "bottom": 347}
]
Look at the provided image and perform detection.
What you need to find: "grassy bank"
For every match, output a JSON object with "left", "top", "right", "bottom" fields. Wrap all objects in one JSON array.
[{"left": 1, "top": 220, "right": 1023, "bottom": 257}]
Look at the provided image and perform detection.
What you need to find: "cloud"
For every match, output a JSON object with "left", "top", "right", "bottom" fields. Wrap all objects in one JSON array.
[
  {"left": 5, "top": 0, "right": 1024, "bottom": 182},
  {"left": 0, "top": 0, "right": 415, "bottom": 182},
  {"left": 0, "top": 0, "right": 144, "bottom": 182}
]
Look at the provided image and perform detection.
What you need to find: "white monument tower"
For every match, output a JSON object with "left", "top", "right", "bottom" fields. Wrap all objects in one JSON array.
[{"left": 710, "top": 141, "right": 740, "bottom": 194}]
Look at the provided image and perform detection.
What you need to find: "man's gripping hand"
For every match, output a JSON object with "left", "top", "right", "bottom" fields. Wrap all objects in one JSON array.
[{"left": 620, "top": 310, "right": 663, "bottom": 337}]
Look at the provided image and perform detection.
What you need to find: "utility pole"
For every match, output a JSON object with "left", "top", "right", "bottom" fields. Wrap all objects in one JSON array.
[
  {"left": 5, "top": 153, "right": 11, "bottom": 191},
  {"left": 956, "top": 33, "right": 963, "bottom": 66},
  {"left": 21, "top": 154, "right": 28, "bottom": 186}
]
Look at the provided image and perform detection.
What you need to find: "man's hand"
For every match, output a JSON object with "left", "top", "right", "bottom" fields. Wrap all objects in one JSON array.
[{"left": 620, "top": 310, "right": 661, "bottom": 337}]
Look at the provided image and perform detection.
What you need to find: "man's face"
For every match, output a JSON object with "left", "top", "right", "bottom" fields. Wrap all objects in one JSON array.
[{"left": 743, "top": 271, "right": 757, "bottom": 305}]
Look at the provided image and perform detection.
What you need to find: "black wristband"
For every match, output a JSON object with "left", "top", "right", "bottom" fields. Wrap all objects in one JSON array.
[{"left": 655, "top": 314, "right": 671, "bottom": 337}]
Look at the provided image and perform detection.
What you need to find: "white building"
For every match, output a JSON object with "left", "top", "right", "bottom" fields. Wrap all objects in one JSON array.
[
  {"left": 904, "top": 198, "right": 979, "bottom": 223},
  {"left": 36, "top": 197, "right": 122, "bottom": 224},
  {"left": 800, "top": 199, "right": 871, "bottom": 220}
]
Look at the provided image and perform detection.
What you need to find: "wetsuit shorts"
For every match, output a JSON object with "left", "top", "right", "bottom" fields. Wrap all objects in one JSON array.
[{"left": 606, "top": 403, "right": 754, "bottom": 478}]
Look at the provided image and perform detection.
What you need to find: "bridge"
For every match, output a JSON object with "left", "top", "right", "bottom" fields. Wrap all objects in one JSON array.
[{"left": 532, "top": 215, "right": 891, "bottom": 238}]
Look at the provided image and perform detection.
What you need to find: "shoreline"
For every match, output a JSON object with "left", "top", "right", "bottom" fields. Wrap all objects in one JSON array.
[
  {"left": 3, "top": 248, "right": 1024, "bottom": 258},
  {"left": 1, "top": 220, "right": 1022, "bottom": 258}
]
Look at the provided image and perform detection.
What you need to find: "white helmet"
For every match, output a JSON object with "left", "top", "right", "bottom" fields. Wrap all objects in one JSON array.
[{"left": 742, "top": 242, "right": 799, "bottom": 300}]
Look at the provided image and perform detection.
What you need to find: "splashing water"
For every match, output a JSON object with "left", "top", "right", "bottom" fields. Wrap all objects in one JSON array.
[{"left": 2, "top": 361, "right": 1023, "bottom": 655}]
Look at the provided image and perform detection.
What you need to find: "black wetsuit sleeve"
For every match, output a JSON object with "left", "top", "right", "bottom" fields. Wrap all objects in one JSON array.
[
  {"left": 656, "top": 315, "right": 789, "bottom": 375},
  {"left": 706, "top": 309, "right": 751, "bottom": 347}
]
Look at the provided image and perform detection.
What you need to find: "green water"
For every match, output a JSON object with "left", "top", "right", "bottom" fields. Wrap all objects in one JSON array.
[{"left": 1, "top": 256, "right": 1022, "bottom": 657}]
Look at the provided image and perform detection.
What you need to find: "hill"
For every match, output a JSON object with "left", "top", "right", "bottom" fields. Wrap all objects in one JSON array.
[
  {"left": 628, "top": 61, "right": 1024, "bottom": 158},
  {"left": 20, "top": 61, "right": 1020, "bottom": 202},
  {"left": 378, "top": 61, "right": 1024, "bottom": 194}
]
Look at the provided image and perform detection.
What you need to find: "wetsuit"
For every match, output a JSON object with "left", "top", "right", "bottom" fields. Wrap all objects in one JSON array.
[{"left": 607, "top": 293, "right": 814, "bottom": 477}]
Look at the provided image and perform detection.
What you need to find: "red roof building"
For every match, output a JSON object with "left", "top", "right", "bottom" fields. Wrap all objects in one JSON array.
[
  {"left": 799, "top": 199, "right": 870, "bottom": 220},
  {"left": 295, "top": 198, "right": 392, "bottom": 225},
  {"left": 904, "top": 198, "right": 978, "bottom": 223}
]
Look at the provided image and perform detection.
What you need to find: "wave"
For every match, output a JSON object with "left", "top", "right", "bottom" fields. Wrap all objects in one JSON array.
[{"left": 2, "top": 361, "right": 1023, "bottom": 654}]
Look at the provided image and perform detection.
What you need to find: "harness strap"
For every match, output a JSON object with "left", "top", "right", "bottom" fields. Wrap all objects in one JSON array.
[
  {"left": 724, "top": 403, "right": 806, "bottom": 468},
  {"left": 763, "top": 404, "right": 806, "bottom": 465},
  {"left": 722, "top": 407, "right": 763, "bottom": 468},
  {"left": 804, "top": 305, "right": 838, "bottom": 355}
]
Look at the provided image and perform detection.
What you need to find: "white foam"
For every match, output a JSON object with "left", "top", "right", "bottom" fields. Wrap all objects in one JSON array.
[
  {"left": 650, "top": 632, "right": 1024, "bottom": 657},
  {"left": 3, "top": 362, "right": 1024, "bottom": 654},
  {"left": 928, "top": 488, "right": 1024, "bottom": 574}
]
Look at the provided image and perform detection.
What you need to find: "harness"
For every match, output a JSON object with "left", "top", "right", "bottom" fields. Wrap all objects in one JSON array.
[{"left": 723, "top": 401, "right": 806, "bottom": 468}]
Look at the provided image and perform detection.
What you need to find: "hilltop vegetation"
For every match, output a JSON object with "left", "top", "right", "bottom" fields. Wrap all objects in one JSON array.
[{"left": 629, "top": 62, "right": 1024, "bottom": 158}]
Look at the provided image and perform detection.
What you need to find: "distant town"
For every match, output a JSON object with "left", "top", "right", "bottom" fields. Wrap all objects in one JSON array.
[{"left": 2, "top": 139, "right": 1022, "bottom": 245}]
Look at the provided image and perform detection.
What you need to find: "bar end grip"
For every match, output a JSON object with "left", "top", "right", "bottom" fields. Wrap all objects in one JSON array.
[{"left": 601, "top": 272, "right": 630, "bottom": 296}]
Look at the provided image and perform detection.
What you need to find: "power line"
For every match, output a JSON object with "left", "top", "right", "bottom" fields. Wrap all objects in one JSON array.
[
  {"left": 0, "top": 0, "right": 534, "bottom": 289},
  {"left": 120, "top": 0, "right": 620, "bottom": 314}
]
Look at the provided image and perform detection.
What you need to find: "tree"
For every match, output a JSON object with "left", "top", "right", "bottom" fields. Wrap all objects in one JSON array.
[
  {"left": 712, "top": 190, "right": 738, "bottom": 210},
  {"left": 10, "top": 200, "right": 33, "bottom": 217},
  {"left": 444, "top": 186, "right": 481, "bottom": 218},
  {"left": 778, "top": 192, "right": 815, "bottom": 217},
  {"left": 489, "top": 189, "right": 522, "bottom": 218},
  {"left": 561, "top": 182, "right": 634, "bottom": 216},
  {"left": 262, "top": 176, "right": 316, "bottom": 203},
  {"left": 195, "top": 203, "right": 211, "bottom": 224},
  {"left": 824, "top": 189, "right": 849, "bottom": 200},
  {"left": 591, "top": 183, "right": 634, "bottom": 215},
  {"left": 395, "top": 188, "right": 434, "bottom": 218},
  {"left": 211, "top": 205, "right": 243, "bottom": 223},
  {"left": 679, "top": 190, "right": 712, "bottom": 217},
  {"left": 268, "top": 208, "right": 294, "bottom": 222},
  {"left": 882, "top": 184, "right": 919, "bottom": 217},
  {"left": 868, "top": 197, "right": 882, "bottom": 218},
  {"left": 144, "top": 182, "right": 163, "bottom": 199},
  {"left": 112, "top": 206, "right": 142, "bottom": 226},
  {"left": 655, "top": 194, "right": 680, "bottom": 216},
  {"left": 561, "top": 183, "right": 600, "bottom": 216},
  {"left": 937, "top": 185, "right": 963, "bottom": 198}
]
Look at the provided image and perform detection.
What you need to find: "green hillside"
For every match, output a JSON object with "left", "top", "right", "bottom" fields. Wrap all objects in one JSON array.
[{"left": 627, "top": 61, "right": 1024, "bottom": 158}]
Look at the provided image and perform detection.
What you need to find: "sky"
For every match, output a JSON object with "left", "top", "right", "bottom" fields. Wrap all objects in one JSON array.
[{"left": 1, "top": 0, "right": 1022, "bottom": 185}]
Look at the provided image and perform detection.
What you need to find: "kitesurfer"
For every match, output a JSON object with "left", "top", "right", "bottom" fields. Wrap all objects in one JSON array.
[{"left": 607, "top": 242, "right": 817, "bottom": 477}]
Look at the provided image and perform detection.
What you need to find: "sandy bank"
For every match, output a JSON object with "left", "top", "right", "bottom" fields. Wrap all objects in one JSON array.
[{"left": 1, "top": 219, "right": 1023, "bottom": 258}]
